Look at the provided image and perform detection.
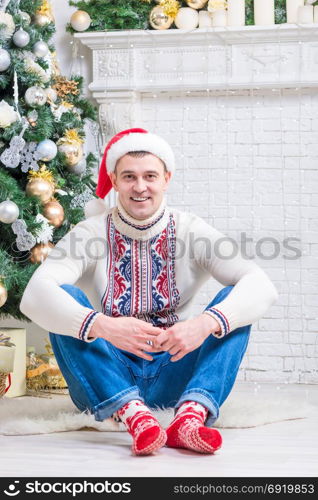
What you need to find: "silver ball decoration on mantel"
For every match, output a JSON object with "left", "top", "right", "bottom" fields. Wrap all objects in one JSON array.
[
  {"left": 24, "top": 86, "right": 47, "bottom": 107},
  {"left": 0, "top": 200, "right": 19, "bottom": 224},
  {"left": 33, "top": 40, "right": 49, "bottom": 58},
  {"left": 0, "top": 48, "right": 11, "bottom": 72},
  {"left": 36, "top": 139, "right": 58, "bottom": 162}
]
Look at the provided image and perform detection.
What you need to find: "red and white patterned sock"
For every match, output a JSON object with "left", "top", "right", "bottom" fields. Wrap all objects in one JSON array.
[
  {"left": 117, "top": 400, "right": 167, "bottom": 456},
  {"left": 166, "top": 401, "right": 222, "bottom": 454}
]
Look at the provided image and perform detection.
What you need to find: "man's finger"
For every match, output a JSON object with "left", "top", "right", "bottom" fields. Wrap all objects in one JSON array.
[
  {"left": 135, "top": 349, "right": 153, "bottom": 361},
  {"left": 168, "top": 346, "right": 180, "bottom": 356},
  {"left": 171, "top": 351, "right": 184, "bottom": 362},
  {"left": 155, "top": 332, "right": 169, "bottom": 346}
]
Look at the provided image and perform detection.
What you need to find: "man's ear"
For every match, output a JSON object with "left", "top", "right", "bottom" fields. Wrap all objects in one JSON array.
[
  {"left": 109, "top": 172, "right": 118, "bottom": 192},
  {"left": 163, "top": 171, "right": 172, "bottom": 191}
]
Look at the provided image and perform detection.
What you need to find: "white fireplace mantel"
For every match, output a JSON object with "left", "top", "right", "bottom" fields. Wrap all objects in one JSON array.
[{"left": 75, "top": 25, "right": 318, "bottom": 138}]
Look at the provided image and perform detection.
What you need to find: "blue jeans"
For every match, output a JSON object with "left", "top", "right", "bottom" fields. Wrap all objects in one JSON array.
[{"left": 49, "top": 285, "right": 251, "bottom": 426}]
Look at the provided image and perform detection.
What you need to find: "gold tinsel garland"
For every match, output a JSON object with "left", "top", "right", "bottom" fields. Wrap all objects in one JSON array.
[
  {"left": 160, "top": 0, "right": 181, "bottom": 18},
  {"left": 57, "top": 129, "right": 84, "bottom": 145},
  {"left": 37, "top": 0, "right": 54, "bottom": 20},
  {"left": 52, "top": 76, "right": 80, "bottom": 98},
  {"left": 27, "top": 165, "right": 55, "bottom": 185}
]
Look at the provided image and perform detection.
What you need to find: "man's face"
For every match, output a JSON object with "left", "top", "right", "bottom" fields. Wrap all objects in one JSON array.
[{"left": 109, "top": 153, "right": 172, "bottom": 221}]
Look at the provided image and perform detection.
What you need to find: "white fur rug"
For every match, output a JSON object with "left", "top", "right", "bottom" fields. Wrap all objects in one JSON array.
[{"left": 0, "top": 385, "right": 315, "bottom": 436}]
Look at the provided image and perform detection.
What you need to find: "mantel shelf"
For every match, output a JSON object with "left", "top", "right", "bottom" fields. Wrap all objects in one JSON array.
[
  {"left": 74, "top": 25, "right": 318, "bottom": 138},
  {"left": 75, "top": 24, "right": 318, "bottom": 47}
]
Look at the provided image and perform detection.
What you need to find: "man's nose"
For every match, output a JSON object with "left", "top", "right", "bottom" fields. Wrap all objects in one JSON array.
[{"left": 134, "top": 178, "right": 147, "bottom": 192}]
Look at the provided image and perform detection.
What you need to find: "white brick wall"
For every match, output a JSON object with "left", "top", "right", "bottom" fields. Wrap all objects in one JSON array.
[{"left": 141, "top": 89, "right": 318, "bottom": 384}]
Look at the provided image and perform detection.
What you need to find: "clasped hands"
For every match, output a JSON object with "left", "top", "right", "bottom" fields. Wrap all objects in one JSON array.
[{"left": 92, "top": 313, "right": 221, "bottom": 363}]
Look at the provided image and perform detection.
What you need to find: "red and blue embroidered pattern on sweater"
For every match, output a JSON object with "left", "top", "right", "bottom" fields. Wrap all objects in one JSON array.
[{"left": 101, "top": 213, "right": 180, "bottom": 329}]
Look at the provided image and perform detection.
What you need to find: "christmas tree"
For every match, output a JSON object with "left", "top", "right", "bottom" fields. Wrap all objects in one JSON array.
[{"left": 0, "top": 0, "right": 99, "bottom": 320}]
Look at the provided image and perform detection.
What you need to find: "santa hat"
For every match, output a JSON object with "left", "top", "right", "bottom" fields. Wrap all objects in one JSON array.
[{"left": 95, "top": 128, "right": 175, "bottom": 199}]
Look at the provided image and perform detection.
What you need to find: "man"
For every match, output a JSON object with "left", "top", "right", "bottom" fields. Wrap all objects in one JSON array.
[{"left": 20, "top": 128, "right": 278, "bottom": 456}]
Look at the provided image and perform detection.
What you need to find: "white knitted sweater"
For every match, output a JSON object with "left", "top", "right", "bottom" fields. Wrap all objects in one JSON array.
[{"left": 20, "top": 199, "right": 278, "bottom": 342}]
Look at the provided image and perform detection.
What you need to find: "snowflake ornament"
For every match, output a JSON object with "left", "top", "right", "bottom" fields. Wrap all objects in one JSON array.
[
  {"left": 20, "top": 142, "right": 42, "bottom": 173},
  {"left": 70, "top": 187, "right": 94, "bottom": 209},
  {"left": 34, "top": 214, "right": 54, "bottom": 244},
  {"left": 11, "top": 218, "right": 36, "bottom": 251}
]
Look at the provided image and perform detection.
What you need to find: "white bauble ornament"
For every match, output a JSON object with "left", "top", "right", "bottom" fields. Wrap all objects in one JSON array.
[
  {"left": 174, "top": 7, "right": 199, "bottom": 29},
  {"left": 20, "top": 11, "right": 31, "bottom": 25},
  {"left": 25, "top": 86, "right": 47, "bottom": 107},
  {"left": 36, "top": 140, "right": 57, "bottom": 162},
  {"left": 33, "top": 41, "right": 49, "bottom": 58},
  {"left": 0, "top": 200, "right": 19, "bottom": 224},
  {"left": 13, "top": 28, "right": 30, "bottom": 48},
  {"left": 0, "top": 12, "right": 15, "bottom": 40},
  {"left": 70, "top": 10, "right": 91, "bottom": 31},
  {"left": 0, "top": 48, "right": 11, "bottom": 72},
  {"left": 45, "top": 87, "right": 57, "bottom": 103}
]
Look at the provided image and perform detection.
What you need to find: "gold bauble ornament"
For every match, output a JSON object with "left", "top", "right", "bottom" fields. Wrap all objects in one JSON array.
[
  {"left": 58, "top": 142, "right": 83, "bottom": 166},
  {"left": 42, "top": 200, "right": 64, "bottom": 228},
  {"left": 0, "top": 281, "right": 8, "bottom": 308},
  {"left": 186, "top": 0, "right": 208, "bottom": 9},
  {"left": 33, "top": 13, "right": 50, "bottom": 26},
  {"left": 26, "top": 178, "right": 55, "bottom": 204},
  {"left": 57, "top": 130, "right": 84, "bottom": 167},
  {"left": 70, "top": 10, "right": 91, "bottom": 32},
  {"left": 149, "top": 6, "right": 174, "bottom": 29},
  {"left": 29, "top": 242, "right": 54, "bottom": 264}
]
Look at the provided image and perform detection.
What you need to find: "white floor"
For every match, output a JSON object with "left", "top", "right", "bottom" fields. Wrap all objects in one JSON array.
[{"left": 1, "top": 383, "right": 318, "bottom": 477}]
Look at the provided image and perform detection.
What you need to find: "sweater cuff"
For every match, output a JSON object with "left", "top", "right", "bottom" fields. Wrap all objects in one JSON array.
[
  {"left": 203, "top": 308, "right": 230, "bottom": 339},
  {"left": 73, "top": 309, "right": 103, "bottom": 342}
]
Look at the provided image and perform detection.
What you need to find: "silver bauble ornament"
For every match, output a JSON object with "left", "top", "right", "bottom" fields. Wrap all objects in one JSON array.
[
  {"left": 45, "top": 88, "right": 57, "bottom": 103},
  {"left": 0, "top": 200, "right": 19, "bottom": 224},
  {"left": 33, "top": 40, "right": 49, "bottom": 58},
  {"left": 36, "top": 139, "right": 57, "bottom": 162},
  {"left": 34, "top": 13, "right": 51, "bottom": 27},
  {"left": 0, "top": 48, "right": 11, "bottom": 72},
  {"left": 13, "top": 28, "right": 30, "bottom": 48},
  {"left": 67, "top": 157, "right": 86, "bottom": 175},
  {"left": 70, "top": 10, "right": 91, "bottom": 31},
  {"left": 25, "top": 86, "right": 47, "bottom": 107},
  {"left": 20, "top": 11, "right": 31, "bottom": 25}
]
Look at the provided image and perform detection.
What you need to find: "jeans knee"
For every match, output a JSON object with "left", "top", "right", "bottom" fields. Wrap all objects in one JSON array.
[
  {"left": 60, "top": 284, "right": 79, "bottom": 295},
  {"left": 60, "top": 284, "right": 92, "bottom": 308},
  {"left": 205, "top": 285, "right": 234, "bottom": 310}
]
